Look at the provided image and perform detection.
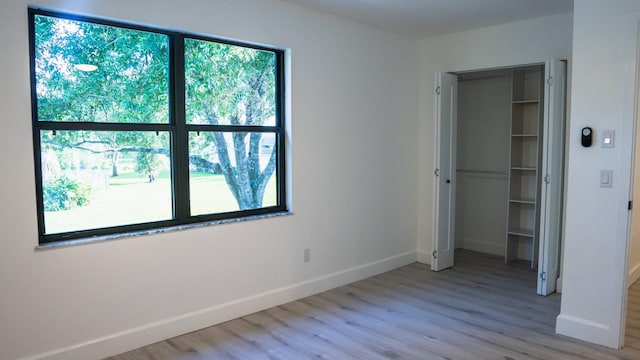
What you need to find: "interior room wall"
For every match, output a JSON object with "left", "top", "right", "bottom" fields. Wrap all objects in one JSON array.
[
  {"left": 629, "top": 109, "right": 640, "bottom": 286},
  {"left": 557, "top": 0, "right": 640, "bottom": 348},
  {"left": 629, "top": 57, "right": 640, "bottom": 288},
  {"left": 0, "top": 0, "right": 420, "bottom": 359},
  {"left": 417, "top": 12, "right": 573, "bottom": 263}
]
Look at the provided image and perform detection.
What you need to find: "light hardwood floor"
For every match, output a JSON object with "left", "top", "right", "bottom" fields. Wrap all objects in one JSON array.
[{"left": 107, "top": 250, "right": 640, "bottom": 360}]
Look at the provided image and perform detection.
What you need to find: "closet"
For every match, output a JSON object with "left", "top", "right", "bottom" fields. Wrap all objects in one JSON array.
[{"left": 433, "top": 60, "right": 566, "bottom": 295}]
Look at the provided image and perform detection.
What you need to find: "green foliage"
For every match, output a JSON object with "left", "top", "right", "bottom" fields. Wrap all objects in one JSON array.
[
  {"left": 43, "top": 176, "right": 92, "bottom": 211},
  {"left": 185, "top": 39, "right": 276, "bottom": 126},
  {"left": 35, "top": 14, "right": 171, "bottom": 179},
  {"left": 34, "top": 14, "right": 169, "bottom": 124}
]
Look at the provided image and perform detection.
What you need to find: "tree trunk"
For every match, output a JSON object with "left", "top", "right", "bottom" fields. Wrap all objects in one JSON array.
[
  {"left": 205, "top": 101, "right": 275, "bottom": 211},
  {"left": 111, "top": 151, "right": 119, "bottom": 177}
]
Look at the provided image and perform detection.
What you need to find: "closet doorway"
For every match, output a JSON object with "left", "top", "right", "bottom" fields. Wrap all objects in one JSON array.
[{"left": 433, "top": 60, "right": 566, "bottom": 295}]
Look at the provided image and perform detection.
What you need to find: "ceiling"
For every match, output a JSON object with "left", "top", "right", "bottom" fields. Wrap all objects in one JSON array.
[{"left": 280, "top": 0, "right": 574, "bottom": 38}]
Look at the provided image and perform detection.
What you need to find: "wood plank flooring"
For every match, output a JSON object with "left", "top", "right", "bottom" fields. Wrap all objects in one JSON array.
[{"left": 107, "top": 250, "right": 640, "bottom": 360}]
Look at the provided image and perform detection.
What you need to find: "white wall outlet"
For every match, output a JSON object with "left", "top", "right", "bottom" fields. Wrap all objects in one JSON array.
[{"left": 304, "top": 248, "right": 311, "bottom": 263}]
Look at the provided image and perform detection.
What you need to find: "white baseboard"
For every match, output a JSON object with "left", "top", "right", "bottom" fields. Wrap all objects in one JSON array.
[
  {"left": 457, "top": 237, "right": 504, "bottom": 257},
  {"left": 629, "top": 262, "right": 640, "bottom": 287},
  {"left": 556, "top": 314, "right": 617, "bottom": 349},
  {"left": 416, "top": 249, "right": 431, "bottom": 264},
  {"left": 23, "top": 250, "right": 417, "bottom": 360}
]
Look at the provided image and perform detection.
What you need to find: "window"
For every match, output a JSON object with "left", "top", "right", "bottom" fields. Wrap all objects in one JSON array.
[{"left": 29, "top": 9, "right": 286, "bottom": 244}]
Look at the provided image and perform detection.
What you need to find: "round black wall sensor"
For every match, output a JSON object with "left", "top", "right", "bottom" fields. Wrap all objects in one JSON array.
[{"left": 581, "top": 127, "right": 593, "bottom": 147}]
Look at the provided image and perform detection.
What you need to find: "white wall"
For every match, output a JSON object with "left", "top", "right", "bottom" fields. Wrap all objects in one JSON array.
[
  {"left": 556, "top": 0, "right": 640, "bottom": 348},
  {"left": 629, "top": 108, "right": 640, "bottom": 286},
  {"left": 0, "top": 1, "right": 419, "bottom": 359},
  {"left": 417, "top": 12, "right": 573, "bottom": 263}
]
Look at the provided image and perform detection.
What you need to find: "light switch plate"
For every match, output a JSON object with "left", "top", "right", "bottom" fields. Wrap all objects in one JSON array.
[
  {"left": 600, "top": 170, "right": 613, "bottom": 188},
  {"left": 602, "top": 130, "right": 615, "bottom": 148}
]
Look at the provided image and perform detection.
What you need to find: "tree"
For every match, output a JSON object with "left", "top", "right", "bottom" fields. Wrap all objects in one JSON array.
[
  {"left": 34, "top": 14, "right": 278, "bottom": 211},
  {"left": 35, "top": 15, "right": 170, "bottom": 177},
  {"left": 185, "top": 39, "right": 277, "bottom": 209},
  {"left": 135, "top": 152, "right": 162, "bottom": 182}
]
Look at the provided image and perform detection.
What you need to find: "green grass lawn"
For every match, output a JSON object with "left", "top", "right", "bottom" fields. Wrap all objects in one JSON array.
[{"left": 44, "top": 171, "right": 277, "bottom": 234}]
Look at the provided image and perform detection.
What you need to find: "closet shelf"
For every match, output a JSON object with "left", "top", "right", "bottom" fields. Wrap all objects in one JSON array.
[
  {"left": 509, "top": 198, "right": 536, "bottom": 204},
  {"left": 456, "top": 169, "right": 508, "bottom": 178},
  {"left": 510, "top": 166, "right": 536, "bottom": 171},
  {"left": 507, "top": 65, "right": 543, "bottom": 268},
  {"left": 507, "top": 228, "right": 534, "bottom": 238}
]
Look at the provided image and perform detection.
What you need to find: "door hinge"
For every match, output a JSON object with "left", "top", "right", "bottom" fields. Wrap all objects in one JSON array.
[
  {"left": 539, "top": 272, "right": 547, "bottom": 280},
  {"left": 432, "top": 250, "right": 438, "bottom": 259},
  {"left": 546, "top": 77, "right": 554, "bottom": 86},
  {"left": 434, "top": 168, "right": 440, "bottom": 177},
  {"left": 629, "top": 201, "right": 633, "bottom": 210},
  {"left": 435, "top": 86, "right": 441, "bottom": 95},
  {"left": 544, "top": 174, "right": 551, "bottom": 184}
]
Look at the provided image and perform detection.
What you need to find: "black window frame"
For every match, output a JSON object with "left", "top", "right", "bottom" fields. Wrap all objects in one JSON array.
[{"left": 28, "top": 8, "right": 287, "bottom": 245}]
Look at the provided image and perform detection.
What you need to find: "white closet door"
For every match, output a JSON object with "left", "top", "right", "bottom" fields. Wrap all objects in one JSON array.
[
  {"left": 432, "top": 72, "right": 458, "bottom": 271},
  {"left": 537, "top": 59, "right": 567, "bottom": 295}
]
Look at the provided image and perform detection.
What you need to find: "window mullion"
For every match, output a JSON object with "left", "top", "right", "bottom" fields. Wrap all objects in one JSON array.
[
  {"left": 185, "top": 124, "right": 279, "bottom": 133},
  {"left": 171, "top": 34, "right": 190, "bottom": 220},
  {"left": 37, "top": 122, "right": 173, "bottom": 132},
  {"left": 276, "top": 50, "right": 287, "bottom": 209}
]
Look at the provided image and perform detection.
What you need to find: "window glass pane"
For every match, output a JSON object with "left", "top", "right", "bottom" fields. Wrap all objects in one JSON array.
[
  {"left": 189, "top": 131, "right": 277, "bottom": 215},
  {"left": 34, "top": 15, "right": 169, "bottom": 123},
  {"left": 185, "top": 38, "right": 277, "bottom": 126},
  {"left": 41, "top": 130, "right": 172, "bottom": 234}
]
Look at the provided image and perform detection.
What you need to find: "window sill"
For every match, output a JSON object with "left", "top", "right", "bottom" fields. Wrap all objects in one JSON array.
[{"left": 35, "top": 211, "right": 293, "bottom": 251}]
